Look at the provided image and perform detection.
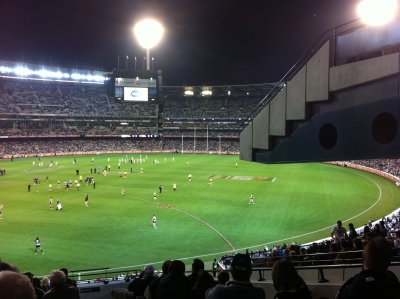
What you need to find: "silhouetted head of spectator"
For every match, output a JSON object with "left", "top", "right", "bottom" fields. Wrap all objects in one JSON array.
[
  {"left": 272, "top": 259, "right": 305, "bottom": 292},
  {"left": 352, "top": 237, "right": 363, "bottom": 250},
  {"left": 230, "top": 254, "right": 252, "bottom": 281},
  {"left": 340, "top": 239, "right": 350, "bottom": 251},
  {"left": 0, "top": 271, "right": 36, "bottom": 299},
  {"left": 191, "top": 258, "right": 204, "bottom": 274},
  {"left": 363, "top": 237, "right": 392, "bottom": 272},
  {"left": 0, "top": 262, "right": 19, "bottom": 272},
  {"left": 49, "top": 270, "right": 66, "bottom": 288},
  {"left": 363, "top": 225, "right": 371, "bottom": 234},
  {"left": 217, "top": 270, "right": 230, "bottom": 285},
  {"left": 337, "top": 220, "right": 342, "bottom": 228},
  {"left": 162, "top": 260, "right": 172, "bottom": 275},
  {"left": 348, "top": 223, "right": 354, "bottom": 229},
  {"left": 144, "top": 264, "right": 155, "bottom": 278},
  {"left": 168, "top": 260, "right": 186, "bottom": 275},
  {"left": 59, "top": 268, "right": 69, "bottom": 277},
  {"left": 32, "top": 277, "right": 41, "bottom": 289},
  {"left": 193, "top": 269, "right": 214, "bottom": 292}
]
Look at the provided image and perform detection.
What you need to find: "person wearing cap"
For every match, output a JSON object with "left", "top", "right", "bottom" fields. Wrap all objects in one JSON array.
[
  {"left": 347, "top": 223, "right": 358, "bottom": 243},
  {"left": 205, "top": 253, "right": 265, "bottom": 299},
  {"left": 335, "top": 237, "right": 400, "bottom": 299},
  {"left": 148, "top": 260, "right": 171, "bottom": 299},
  {"left": 331, "top": 220, "right": 347, "bottom": 243},
  {"left": 128, "top": 264, "right": 156, "bottom": 297}
]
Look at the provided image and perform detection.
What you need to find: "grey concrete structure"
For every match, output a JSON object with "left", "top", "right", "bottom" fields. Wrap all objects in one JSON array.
[
  {"left": 240, "top": 21, "right": 400, "bottom": 163},
  {"left": 239, "top": 122, "right": 253, "bottom": 161},
  {"left": 286, "top": 66, "right": 306, "bottom": 120},
  {"left": 269, "top": 87, "right": 286, "bottom": 136},
  {"left": 252, "top": 104, "right": 270, "bottom": 150}
]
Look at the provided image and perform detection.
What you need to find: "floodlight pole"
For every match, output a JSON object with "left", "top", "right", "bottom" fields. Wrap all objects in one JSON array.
[
  {"left": 207, "top": 125, "right": 209, "bottom": 153},
  {"left": 146, "top": 49, "right": 150, "bottom": 70}
]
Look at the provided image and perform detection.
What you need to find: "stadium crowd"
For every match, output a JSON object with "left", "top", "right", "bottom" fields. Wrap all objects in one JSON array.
[
  {"left": 2, "top": 236, "right": 399, "bottom": 299},
  {"left": 0, "top": 138, "right": 239, "bottom": 156},
  {"left": 348, "top": 159, "right": 400, "bottom": 178}
]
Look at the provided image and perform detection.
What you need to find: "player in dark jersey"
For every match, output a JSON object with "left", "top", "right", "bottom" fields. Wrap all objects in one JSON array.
[
  {"left": 33, "top": 237, "right": 44, "bottom": 254},
  {"left": 85, "top": 193, "right": 89, "bottom": 206}
]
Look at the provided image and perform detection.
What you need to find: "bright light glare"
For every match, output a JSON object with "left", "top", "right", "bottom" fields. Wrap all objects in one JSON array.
[
  {"left": 357, "top": 0, "right": 398, "bottom": 26},
  {"left": 134, "top": 19, "right": 164, "bottom": 49}
]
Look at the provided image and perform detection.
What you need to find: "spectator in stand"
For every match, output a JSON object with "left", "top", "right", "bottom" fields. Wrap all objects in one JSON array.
[
  {"left": 128, "top": 264, "right": 156, "bottom": 298},
  {"left": 347, "top": 223, "right": 358, "bottom": 243},
  {"left": 205, "top": 253, "right": 265, "bottom": 299},
  {"left": 190, "top": 269, "right": 215, "bottom": 299},
  {"left": 335, "top": 239, "right": 357, "bottom": 265},
  {"left": 372, "top": 224, "right": 381, "bottom": 237},
  {"left": 187, "top": 258, "right": 211, "bottom": 289},
  {"left": 351, "top": 237, "right": 363, "bottom": 251},
  {"left": 331, "top": 220, "right": 347, "bottom": 243},
  {"left": 335, "top": 237, "right": 400, "bottom": 299},
  {"left": 362, "top": 225, "right": 371, "bottom": 239},
  {"left": 394, "top": 231, "right": 400, "bottom": 248},
  {"left": 217, "top": 271, "right": 229, "bottom": 285},
  {"left": 148, "top": 260, "right": 171, "bottom": 299},
  {"left": 0, "top": 261, "right": 19, "bottom": 272},
  {"left": 0, "top": 271, "right": 36, "bottom": 299},
  {"left": 42, "top": 270, "right": 80, "bottom": 299},
  {"left": 271, "top": 258, "right": 312, "bottom": 299},
  {"left": 157, "top": 260, "right": 190, "bottom": 299},
  {"left": 60, "top": 268, "right": 77, "bottom": 287},
  {"left": 41, "top": 277, "right": 50, "bottom": 293},
  {"left": 267, "top": 249, "right": 280, "bottom": 267},
  {"left": 379, "top": 221, "right": 388, "bottom": 237},
  {"left": 23, "top": 271, "right": 45, "bottom": 299}
]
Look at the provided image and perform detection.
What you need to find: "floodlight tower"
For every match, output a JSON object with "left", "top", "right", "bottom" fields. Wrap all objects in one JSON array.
[
  {"left": 134, "top": 19, "right": 164, "bottom": 70},
  {"left": 357, "top": 0, "right": 398, "bottom": 26}
]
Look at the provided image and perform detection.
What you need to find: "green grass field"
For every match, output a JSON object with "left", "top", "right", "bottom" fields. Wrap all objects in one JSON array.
[{"left": 0, "top": 154, "right": 398, "bottom": 277}]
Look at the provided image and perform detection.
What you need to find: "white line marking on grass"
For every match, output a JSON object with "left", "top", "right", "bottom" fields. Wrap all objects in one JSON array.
[
  {"left": 174, "top": 207, "right": 235, "bottom": 251},
  {"left": 272, "top": 178, "right": 276, "bottom": 182},
  {"left": 233, "top": 170, "right": 383, "bottom": 251}
]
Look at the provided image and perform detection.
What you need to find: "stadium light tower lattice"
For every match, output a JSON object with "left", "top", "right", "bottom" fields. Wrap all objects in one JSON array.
[{"left": 134, "top": 19, "right": 164, "bottom": 70}]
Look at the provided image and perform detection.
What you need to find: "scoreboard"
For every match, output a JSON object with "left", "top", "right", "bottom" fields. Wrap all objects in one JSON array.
[{"left": 114, "top": 77, "right": 157, "bottom": 102}]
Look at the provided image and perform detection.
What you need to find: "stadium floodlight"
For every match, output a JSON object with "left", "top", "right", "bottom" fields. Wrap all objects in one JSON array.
[
  {"left": 184, "top": 91, "right": 194, "bottom": 96},
  {"left": 14, "top": 67, "right": 33, "bottom": 76},
  {"left": 357, "top": 0, "right": 398, "bottom": 26},
  {"left": 201, "top": 90, "right": 212, "bottom": 96},
  {"left": 134, "top": 19, "right": 164, "bottom": 70}
]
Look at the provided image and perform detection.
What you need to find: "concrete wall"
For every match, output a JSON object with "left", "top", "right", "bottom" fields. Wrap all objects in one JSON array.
[
  {"left": 330, "top": 52, "right": 400, "bottom": 91},
  {"left": 269, "top": 88, "right": 286, "bottom": 136},
  {"left": 313, "top": 76, "right": 399, "bottom": 115},
  {"left": 239, "top": 123, "right": 253, "bottom": 161},
  {"left": 252, "top": 104, "right": 270, "bottom": 150},
  {"left": 306, "top": 40, "right": 331, "bottom": 103},
  {"left": 287, "top": 66, "right": 306, "bottom": 120}
]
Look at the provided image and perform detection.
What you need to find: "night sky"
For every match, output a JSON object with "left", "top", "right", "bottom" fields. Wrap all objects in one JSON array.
[{"left": 0, "top": 0, "right": 360, "bottom": 86}]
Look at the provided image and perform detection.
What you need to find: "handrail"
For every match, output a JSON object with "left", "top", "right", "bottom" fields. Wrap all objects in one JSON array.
[{"left": 239, "top": 18, "right": 363, "bottom": 131}]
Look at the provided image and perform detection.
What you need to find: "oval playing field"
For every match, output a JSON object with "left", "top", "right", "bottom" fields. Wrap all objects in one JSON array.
[{"left": 0, "top": 154, "right": 398, "bottom": 276}]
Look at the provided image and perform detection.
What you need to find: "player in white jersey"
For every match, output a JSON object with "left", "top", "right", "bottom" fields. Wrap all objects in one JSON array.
[
  {"left": 153, "top": 191, "right": 157, "bottom": 202},
  {"left": 249, "top": 193, "right": 254, "bottom": 204},
  {"left": 152, "top": 215, "right": 157, "bottom": 229}
]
